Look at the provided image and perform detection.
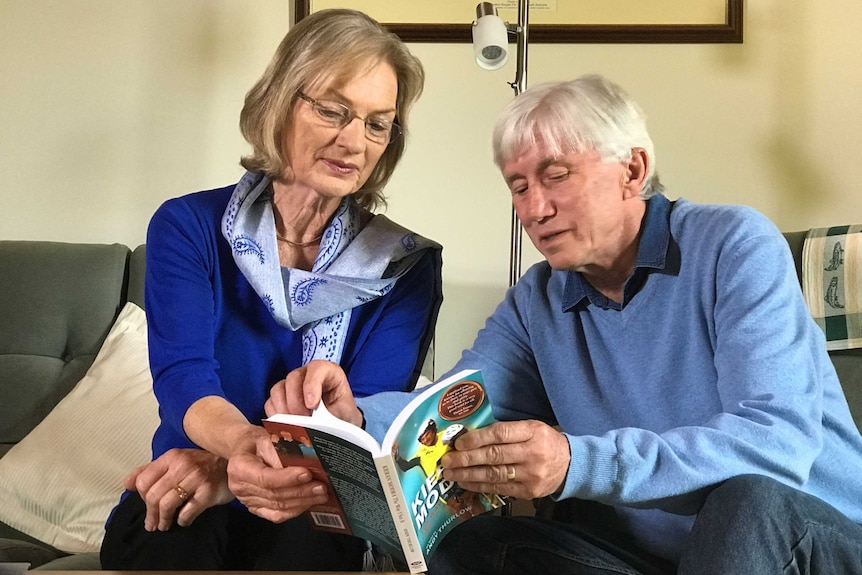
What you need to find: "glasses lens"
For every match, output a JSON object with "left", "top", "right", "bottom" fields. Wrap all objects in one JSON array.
[
  {"left": 385, "top": 122, "right": 402, "bottom": 144},
  {"left": 365, "top": 118, "right": 398, "bottom": 144},
  {"left": 313, "top": 101, "right": 350, "bottom": 127}
]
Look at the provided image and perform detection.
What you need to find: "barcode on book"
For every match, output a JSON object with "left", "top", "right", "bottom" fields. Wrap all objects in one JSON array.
[{"left": 309, "top": 511, "right": 345, "bottom": 530}]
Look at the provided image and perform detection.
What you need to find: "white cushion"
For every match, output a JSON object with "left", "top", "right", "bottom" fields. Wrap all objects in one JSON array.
[{"left": 0, "top": 302, "right": 158, "bottom": 553}]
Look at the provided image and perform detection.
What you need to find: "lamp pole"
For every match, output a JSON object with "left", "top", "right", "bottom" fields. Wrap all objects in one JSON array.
[
  {"left": 472, "top": 1, "right": 529, "bottom": 286},
  {"left": 471, "top": 0, "right": 530, "bottom": 516},
  {"left": 510, "top": 0, "right": 529, "bottom": 97},
  {"left": 507, "top": 0, "right": 528, "bottom": 287}
]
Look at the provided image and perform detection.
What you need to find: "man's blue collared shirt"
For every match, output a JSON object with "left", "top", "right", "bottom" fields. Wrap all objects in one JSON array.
[{"left": 563, "top": 193, "right": 676, "bottom": 311}]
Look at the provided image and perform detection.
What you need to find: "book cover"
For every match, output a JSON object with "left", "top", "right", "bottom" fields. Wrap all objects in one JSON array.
[{"left": 263, "top": 369, "right": 505, "bottom": 573}]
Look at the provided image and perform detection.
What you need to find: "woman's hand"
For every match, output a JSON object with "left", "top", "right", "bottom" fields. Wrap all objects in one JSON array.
[
  {"left": 265, "top": 360, "right": 362, "bottom": 427},
  {"left": 225, "top": 429, "right": 329, "bottom": 522},
  {"left": 157, "top": 361, "right": 360, "bottom": 526},
  {"left": 178, "top": 399, "right": 334, "bottom": 524},
  {"left": 124, "top": 448, "right": 233, "bottom": 531},
  {"left": 226, "top": 448, "right": 331, "bottom": 524}
]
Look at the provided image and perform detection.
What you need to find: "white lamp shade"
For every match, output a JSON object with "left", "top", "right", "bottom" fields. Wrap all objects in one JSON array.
[{"left": 472, "top": 14, "right": 509, "bottom": 70}]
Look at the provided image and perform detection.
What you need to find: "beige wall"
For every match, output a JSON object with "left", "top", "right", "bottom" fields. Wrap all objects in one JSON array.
[{"left": 2, "top": 1, "right": 861, "bottom": 374}]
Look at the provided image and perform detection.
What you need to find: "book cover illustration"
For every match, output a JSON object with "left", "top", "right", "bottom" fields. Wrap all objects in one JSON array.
[{"left": 385, "top": 371, "right": 506, "bottom": 564}]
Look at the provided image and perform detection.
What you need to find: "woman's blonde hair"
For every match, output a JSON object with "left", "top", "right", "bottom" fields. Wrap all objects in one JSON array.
[{"left": 239, "top": 9, "right": 425, "bottom": 210}]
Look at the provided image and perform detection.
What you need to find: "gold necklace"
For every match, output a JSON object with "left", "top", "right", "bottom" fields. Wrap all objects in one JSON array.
[{"left": 276, "top": 233, "right": 323, "bottom": 248}]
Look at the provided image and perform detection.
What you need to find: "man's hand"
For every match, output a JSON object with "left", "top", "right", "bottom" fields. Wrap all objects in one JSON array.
[
  {"left": 124, "top": 448, "right": 233, "bottom": 532},
  {"left": 265, "top": 360, "right": 362, "bottom": 427},
  {"left": 439, "top": 420, "right": 570, "bottom": 499}
]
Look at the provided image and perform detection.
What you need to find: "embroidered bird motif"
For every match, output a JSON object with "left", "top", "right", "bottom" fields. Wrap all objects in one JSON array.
[
  {"left": 824, "top": 241, "right": 844, "bottom": 271},
  {"left": 825, "top": 276, "right": 844, "bottom": 309}
]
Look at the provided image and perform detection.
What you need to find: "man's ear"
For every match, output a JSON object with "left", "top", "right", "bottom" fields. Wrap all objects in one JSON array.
[{"left": 622, "top": 147, "right": 649, "bottom": 199}]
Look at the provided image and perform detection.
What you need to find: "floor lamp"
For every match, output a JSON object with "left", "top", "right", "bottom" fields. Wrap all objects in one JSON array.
[
  {"left": 472, "top": 2, "right": 530, "bottom": 518},
  {"left": 472, "top": 1, "right": 529, "bottom": 287}
]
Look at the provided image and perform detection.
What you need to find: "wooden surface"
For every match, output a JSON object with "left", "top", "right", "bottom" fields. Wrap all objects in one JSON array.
[{"left": 38, "top": 572, "right": 408, "bottom": 575}]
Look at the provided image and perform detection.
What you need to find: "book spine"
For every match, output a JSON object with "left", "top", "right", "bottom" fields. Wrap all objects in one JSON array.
[{"left": 374, "top": 455, "right": 427, "bottom": 573}]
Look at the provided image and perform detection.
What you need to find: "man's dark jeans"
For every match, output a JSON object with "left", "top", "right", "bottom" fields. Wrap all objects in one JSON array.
[{"left": 429, "top": 475, "right": 862, "bottom": 574}]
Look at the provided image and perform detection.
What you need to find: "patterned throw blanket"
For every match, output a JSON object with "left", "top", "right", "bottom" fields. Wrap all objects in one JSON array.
[{"left": 802, "top": 225, "right": 862, "bottom": 350}]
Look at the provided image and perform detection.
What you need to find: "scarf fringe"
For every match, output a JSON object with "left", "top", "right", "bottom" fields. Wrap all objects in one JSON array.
[{"left": 362, "top": 542, "right": 396, "bottom": 572}]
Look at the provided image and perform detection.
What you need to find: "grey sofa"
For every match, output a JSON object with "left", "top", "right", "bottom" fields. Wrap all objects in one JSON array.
[{"left": 0, "top": 232, "right": 860, "bottom": 570}]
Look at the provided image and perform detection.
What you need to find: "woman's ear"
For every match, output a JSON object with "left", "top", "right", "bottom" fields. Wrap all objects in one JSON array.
[{"left": 622, "top": 147, "right": 649, "bottom": 198}]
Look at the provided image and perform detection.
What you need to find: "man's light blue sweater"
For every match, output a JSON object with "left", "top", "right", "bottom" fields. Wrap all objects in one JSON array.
[{"left": 359, "top": 194, "right": 862, "bottom": 562}]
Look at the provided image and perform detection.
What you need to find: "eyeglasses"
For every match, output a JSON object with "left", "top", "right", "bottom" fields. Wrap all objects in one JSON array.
[{"left": 297, "top": 92, "right": 402, "bottom": 145}]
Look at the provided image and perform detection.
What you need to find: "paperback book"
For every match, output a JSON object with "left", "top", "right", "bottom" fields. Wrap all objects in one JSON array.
[{"left": 262, "top": 369, "right": 506, "bottom": 573}]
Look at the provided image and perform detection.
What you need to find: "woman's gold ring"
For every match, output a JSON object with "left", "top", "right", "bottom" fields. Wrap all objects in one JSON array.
[
  {"left": 175, "top": 485, "right": 190, "bottom": 502},
  {"left": 506, "top": 465, "right": 516, "bottom": 481}
]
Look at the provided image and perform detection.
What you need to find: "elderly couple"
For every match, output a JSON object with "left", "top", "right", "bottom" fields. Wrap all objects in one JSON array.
[{"left": 99, "top": 8, "right": 862, "bottom": 575}]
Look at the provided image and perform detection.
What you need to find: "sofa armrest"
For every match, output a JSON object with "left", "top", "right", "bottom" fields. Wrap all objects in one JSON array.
[
  {"left": 128, "top": 244, "right": 146, "bottom": 310},
  {"left": 0, "top": 537, "right": 63, "bottom": 568}
]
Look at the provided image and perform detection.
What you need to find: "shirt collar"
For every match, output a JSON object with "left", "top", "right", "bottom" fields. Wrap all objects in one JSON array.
[{"left": 561, "top": 193, "right": 673, "bottom": 311}]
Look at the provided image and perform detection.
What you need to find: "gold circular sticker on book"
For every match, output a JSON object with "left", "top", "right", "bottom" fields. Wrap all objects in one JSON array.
[{"left": 437, "top": 380, "right": 485, "bottom": 421}]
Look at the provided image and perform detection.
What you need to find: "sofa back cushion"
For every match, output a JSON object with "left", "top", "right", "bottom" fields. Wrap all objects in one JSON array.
[
  {"left": 830, "top": 351, "right": 862, "bottom": 429},
  {"left": 0, "top": 241, "right": 130, "bottom": 456}
]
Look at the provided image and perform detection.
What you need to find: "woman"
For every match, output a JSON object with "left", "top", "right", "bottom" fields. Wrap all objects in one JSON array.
[{"left": 100, "top": 9, "right": 440, "bottom": 571}]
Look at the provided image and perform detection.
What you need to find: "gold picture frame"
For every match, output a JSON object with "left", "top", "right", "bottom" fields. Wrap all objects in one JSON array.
[{"left": 293, "top": 0, "right": 743, "bottom": 44}]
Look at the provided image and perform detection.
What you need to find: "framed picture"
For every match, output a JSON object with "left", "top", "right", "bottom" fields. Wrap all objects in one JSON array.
[{"left": 293, "top": 0, "right": 743, "bottom": 44}]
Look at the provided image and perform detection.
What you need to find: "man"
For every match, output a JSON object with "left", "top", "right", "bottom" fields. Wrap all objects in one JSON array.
[{"left": 268, "top": 74, "right": 862, "bottom": 573}]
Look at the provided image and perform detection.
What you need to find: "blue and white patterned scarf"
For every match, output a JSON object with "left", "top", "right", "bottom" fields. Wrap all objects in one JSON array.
[{"left": 222, "top": 171, "right": 441, "bottom": 365}]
